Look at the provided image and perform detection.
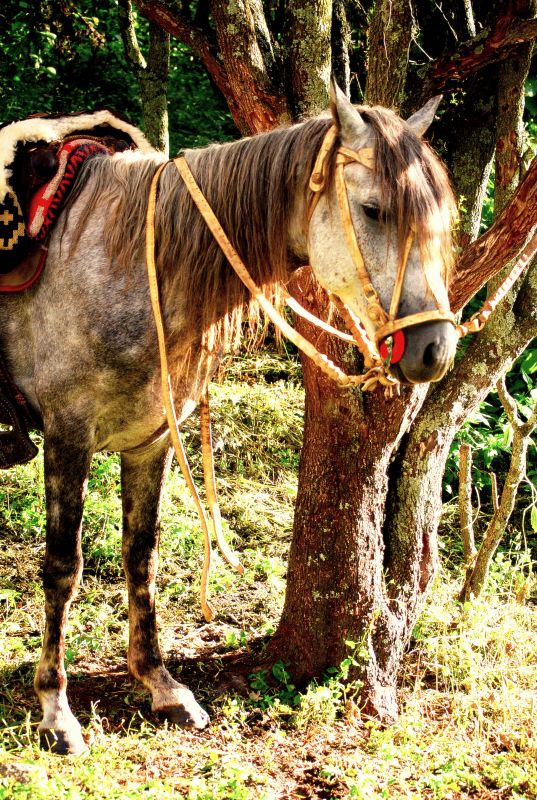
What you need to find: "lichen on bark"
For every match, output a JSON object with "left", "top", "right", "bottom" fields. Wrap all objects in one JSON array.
[
  {"left": 365, "top": 0, "right": 412, "bottom": 109},
  {"left": 283, "top": 1, "right": 332, "bottom": 117}
]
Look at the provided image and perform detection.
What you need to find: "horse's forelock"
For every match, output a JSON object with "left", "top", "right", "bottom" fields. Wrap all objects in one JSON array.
[{"left": 359, "top": 106, "right": 457, "bottom": 280}]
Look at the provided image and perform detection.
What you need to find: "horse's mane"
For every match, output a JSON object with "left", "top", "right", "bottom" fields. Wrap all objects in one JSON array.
[{"left": 69, "top": 108, "right": 456, "bottom": 359}]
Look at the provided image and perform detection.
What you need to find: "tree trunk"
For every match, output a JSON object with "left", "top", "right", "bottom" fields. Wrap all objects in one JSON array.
[
  {"left": 118, "top": 0, "right": 170, "bottom": 153},
  {"left": 269, "top": 274, "right": 425, "bottom": 719},
  {"left": 134, "top": 0, "right": 537, "bottom": 721},
  {"left": 365, "top": 0, "right": 412, "bottom": 108},
  {"left": 447, "top": 65, "right": 498, "bottom": 249},
  {"left": 272, "top": 0, "right": 537, "bottom": 722},
  {"left": 283, "top": 1, "right": 333, "bottom": 117},
  {"left": 139, "top": 21, "right": 170, "bottom": 153},
  {"left": 331, "top": 0, "right": 351, "bottom": 97}
]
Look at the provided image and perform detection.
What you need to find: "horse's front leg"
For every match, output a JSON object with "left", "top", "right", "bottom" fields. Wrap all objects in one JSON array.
[
  {"left": 35, "top": 420, "right": 93, "bottom": 755},
  {"left": 121, "top": 440, "right": 209, "bottom": 729}
]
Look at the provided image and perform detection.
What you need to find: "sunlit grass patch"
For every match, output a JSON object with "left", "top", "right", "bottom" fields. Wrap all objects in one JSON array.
[{"left": 0, "top": 352, "right": 536, "bottom": 798}]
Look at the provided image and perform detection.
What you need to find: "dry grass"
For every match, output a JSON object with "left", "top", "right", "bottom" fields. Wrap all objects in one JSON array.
[{"left": 0, "top": 352, "right": 535, "bottom": 799}]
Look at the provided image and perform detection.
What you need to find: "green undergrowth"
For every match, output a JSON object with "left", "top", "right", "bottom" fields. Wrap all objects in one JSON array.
[{"left": 0, "top": 352, "right": 535, "bottom": 799}]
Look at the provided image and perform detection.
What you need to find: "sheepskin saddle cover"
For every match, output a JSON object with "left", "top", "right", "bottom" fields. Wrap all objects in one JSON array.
[{"left": 0, "top": 109, "right": 153, "bottom": 276}]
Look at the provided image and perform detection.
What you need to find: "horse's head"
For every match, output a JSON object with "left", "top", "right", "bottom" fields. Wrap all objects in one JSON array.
[{"left": 307, "top": 84, "right": 458, "bottom": 385}]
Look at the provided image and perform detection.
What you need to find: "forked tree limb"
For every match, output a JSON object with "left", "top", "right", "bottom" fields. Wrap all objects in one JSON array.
[
  {"left": 450, "top": 155, "right": 537, "bottom": 312},
  {"left": 459, "top": 379, "right": 537, "bottom": 601},
  {"left": 408, "top": 14, "right": 537, "bottom": 107},
  {"left": 133, "top": 0, "right": 289, "bottom": 133},
  {"left": 210, "top": 0, "right": 289, "bottom": 132}
]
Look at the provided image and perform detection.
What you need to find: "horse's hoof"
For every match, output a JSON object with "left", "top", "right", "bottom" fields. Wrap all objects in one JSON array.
[
  {"left": 159, "top": 703, "right": 210, "bottom": 730},
  {"left": 39, "top": 728, "right": 88, "bottom": 756}
]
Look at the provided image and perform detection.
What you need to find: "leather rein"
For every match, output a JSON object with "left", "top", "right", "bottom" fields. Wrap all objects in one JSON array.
[{"left": 144, "top": 127, "right": 530, "bottom": 619}]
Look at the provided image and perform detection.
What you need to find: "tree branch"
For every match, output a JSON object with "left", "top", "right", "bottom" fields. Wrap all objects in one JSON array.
[
  {"left": 132, "top": 0, "right": 228, "bottom": 98},
  {"left": 408, "top": 14, "right": 537, "bottom": 107},
  {"left": 459, "top": 386, "right": 537, "bottom": 601},
  {"left": 249, "top": 0, "right": 279, "bottom": 72},
  {"left": 449, "top": 155, "right": 537, "bottom": 312},
  {"left": 458, "top": 443, "right": 477, "bottom": 564},
  {"left": 494, "top": 1, "right": 536, "bottom": 216},
  {"left": 118, "top": 0, "right": 170, "bottom": 152},
  {"left": 118, "top": 0, "right": 146, "bottom": 73}
]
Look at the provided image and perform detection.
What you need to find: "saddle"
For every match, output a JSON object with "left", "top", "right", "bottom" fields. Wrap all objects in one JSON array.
[{"left": 0, "top": 110, "right": 153, "bottom": 468}]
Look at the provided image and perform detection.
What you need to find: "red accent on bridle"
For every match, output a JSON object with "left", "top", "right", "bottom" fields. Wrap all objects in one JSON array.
[{"left": 379, "top": 330, "right": 405, "bottom": 365}]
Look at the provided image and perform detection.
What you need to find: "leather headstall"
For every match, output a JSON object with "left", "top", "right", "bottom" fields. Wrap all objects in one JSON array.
[{"left": 307, "top": 125, "right": 457, "bottom": 367}]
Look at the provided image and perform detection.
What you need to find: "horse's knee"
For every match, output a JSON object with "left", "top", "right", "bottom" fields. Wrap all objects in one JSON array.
[{"left": 42, "top": 551, "right": 83, "bottom": 597}]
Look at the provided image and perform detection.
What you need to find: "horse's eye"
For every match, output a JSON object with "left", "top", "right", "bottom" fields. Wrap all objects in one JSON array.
[{"left": 362, "top": 204, "right": 382, "bottom": 222}]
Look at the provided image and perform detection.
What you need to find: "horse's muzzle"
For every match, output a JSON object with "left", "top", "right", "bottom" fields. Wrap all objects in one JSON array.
[{"left": 390, "top": 320, "right": 457, "bottom": 384}]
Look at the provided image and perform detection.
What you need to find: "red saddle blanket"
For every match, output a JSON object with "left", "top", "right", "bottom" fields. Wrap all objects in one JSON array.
[
  {"left": 0, "top": 137, "right": 109, "bottom": 293},
  {"left": 0, "top": 109, "right": 153, "bottom": 287},
  {"left": 27, "top": 138, "right": 109, "bottom": 240}
]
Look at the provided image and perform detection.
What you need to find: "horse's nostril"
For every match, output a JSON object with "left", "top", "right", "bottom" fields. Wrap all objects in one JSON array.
[{"left": 423, "top": 341, "right": 438, "bottom": 368}]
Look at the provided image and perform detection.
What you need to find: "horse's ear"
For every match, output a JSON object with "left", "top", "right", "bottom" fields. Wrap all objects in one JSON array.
[
  {"left": 406, "top": 95, "right": 442, "bottom": 138},
  {"left": 330, "top": 78, "right": 368, "bottom": 143}
]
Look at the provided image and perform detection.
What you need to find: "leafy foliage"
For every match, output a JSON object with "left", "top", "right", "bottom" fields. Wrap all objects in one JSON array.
[{"left": 0, "top": 0, "right": 235, "bottom": 150}]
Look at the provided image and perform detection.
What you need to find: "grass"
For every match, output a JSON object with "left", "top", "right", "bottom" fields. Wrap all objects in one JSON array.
[{"left": 0, "top": 352, "right": 535, "bottom": 799}]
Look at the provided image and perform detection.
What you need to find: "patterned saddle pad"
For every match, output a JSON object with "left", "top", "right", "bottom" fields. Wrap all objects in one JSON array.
[{"left": 0, "top": 109, "right": 154, "bottom": 279}]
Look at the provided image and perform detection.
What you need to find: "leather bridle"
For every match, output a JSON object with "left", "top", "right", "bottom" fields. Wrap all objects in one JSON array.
[{"left": 307, "top": 125, "right": 457, "bottom": 365}]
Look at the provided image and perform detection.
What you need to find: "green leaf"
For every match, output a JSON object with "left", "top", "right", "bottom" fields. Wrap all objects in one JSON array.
[{"left": 530, "top": 505, "right": 537, "bottom": 532}]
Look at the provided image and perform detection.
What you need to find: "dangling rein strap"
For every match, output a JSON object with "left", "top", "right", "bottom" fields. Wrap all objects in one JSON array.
[{"left": 146, "top": 162, "right": 243, "bottom": 623}]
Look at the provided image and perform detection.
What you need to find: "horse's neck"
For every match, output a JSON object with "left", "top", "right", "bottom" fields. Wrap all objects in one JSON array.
[
  {"left": 159, "top": 132, "right": 312, "bottom": 355},
  {"left": 185, "top": 132, "right": 310, "bottom": 262}
]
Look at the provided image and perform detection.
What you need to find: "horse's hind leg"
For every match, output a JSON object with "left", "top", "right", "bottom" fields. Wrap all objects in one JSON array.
[
  {"left": 34, "top": 419, "right": 93, "bottom": 755},
  {"left": 121, "top": 440, "right": 209, "bottom": 729}
]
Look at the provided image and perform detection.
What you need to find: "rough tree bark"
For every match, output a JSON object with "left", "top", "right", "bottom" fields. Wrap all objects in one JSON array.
[
  {"left": 132, "top": 0, "right": 537, "bottom": 720},
  {"left": 365, "top": 0, "right": 412, "bottom": 108},
  {"left": 118, "top": 0, "right": 170, "bottom": 153},
  {"left": 283, "top": 0, "right": 332, "bottom": 117}
]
